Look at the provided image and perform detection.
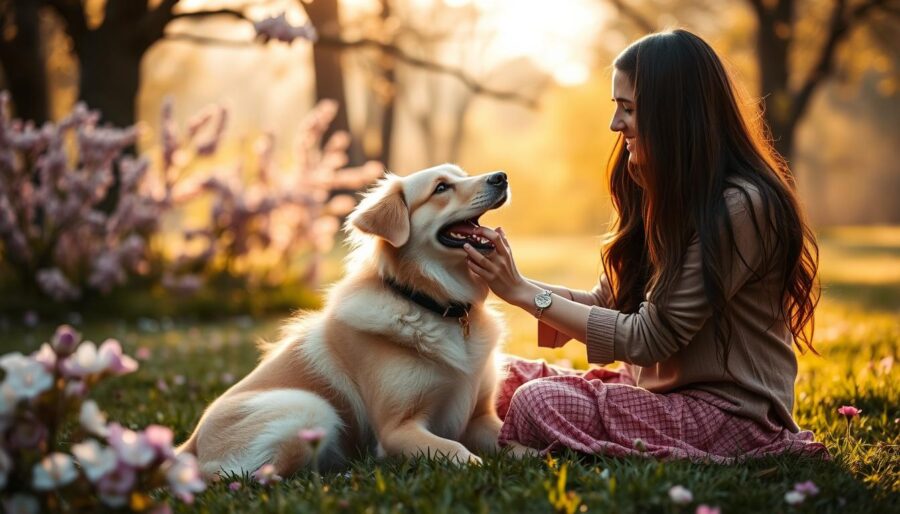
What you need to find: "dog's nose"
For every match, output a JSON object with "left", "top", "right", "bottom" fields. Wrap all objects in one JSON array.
[{"left": 487, "top": 172, "right": 507, "bottom": 187}]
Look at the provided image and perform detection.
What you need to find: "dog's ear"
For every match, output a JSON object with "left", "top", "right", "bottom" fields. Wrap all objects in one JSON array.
[{"left": 350, "top": 181, "right": 410, "bottom": 247}]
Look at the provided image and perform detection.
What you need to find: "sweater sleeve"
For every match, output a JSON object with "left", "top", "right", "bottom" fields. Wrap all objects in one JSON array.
[
  {"left": 585, "top": 187, "right": 769, "bottom": 365},
  {"left": 569, "top": 274, "right": 614, "bottom": 308},
  {"left": 537, "top": 275, "right": 614, "bottom": 348}
]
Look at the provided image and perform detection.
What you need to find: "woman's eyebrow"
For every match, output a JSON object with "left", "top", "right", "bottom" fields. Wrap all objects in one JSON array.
[{"left": 612, "top": 97, "right": 634, "bottom": 104}]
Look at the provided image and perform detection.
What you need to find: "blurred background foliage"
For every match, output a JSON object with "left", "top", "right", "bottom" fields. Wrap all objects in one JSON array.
[{"left": 0, "top": 0, "right": 898, "bottom": 317}]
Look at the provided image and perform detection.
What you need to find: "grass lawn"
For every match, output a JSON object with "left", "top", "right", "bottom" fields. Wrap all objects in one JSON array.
[{"left": 1, "top": 227, "right": 898, "bottom": 513}]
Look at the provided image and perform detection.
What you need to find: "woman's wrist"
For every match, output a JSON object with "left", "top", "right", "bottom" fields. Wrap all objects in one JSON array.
[{"left": 512, "top": 281, "right": 543, "bottom": 314}]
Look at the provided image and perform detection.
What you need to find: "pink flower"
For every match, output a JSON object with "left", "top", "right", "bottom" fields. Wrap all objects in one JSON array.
[
  {"left": 228, "top": 481, "right": 242, "bottom": 491},
  {"left": 145, "top": 424, "right": 176, "bottom": 460},
  {"left": 165, "top": 453, "right": 206, "bottom": 504},
  {"left": 696, "top": 506, "right": 720, "bottom": 514},
  {"left": 51, "top": 324, "right": 81, "bottom": 355},
  {"left": 31, "top": 453, "right": 77, "bottom": 490},
  {"left": 80, "top": 399, "right": 109, "bottom": 436},
  {"left": 64, "top": 380, "right": 87, "bottom": 398},
  {"left": 62, "top": 339, "right": 138, "bottom": 378},
  {"left": 794, "top": 480, "right": 820, "bottom": 496},
  {"left": 23, "top": 311, "right": 39, "bottom": 328},
  {"left": 253, "top": 463, "right": 281, "bottom": 485},
  {"left": 837, "top": 405, "right": 861, "bottom": 418},
  {"left": 253, "top": 12, "right": 318, "bottom": 44},
  {"left": 135, "top": 347, "right": 152, "bottom": 360},
  {"left": 97, "top": 461, "right": 137, "bottom": 496},
  {"left": 72, "top": 439, "right": 117, "bottom": 482},
  {"left": 107, "top": 423, "right": 156, "bottom": 468},
  {"left": 299, "top": 427, "right": 327, "bottom": 444},
  {"left": 32, "top": 344, "right": 56, "bottom": 371}
]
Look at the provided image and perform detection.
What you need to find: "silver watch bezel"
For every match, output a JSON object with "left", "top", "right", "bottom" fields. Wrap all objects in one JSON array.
[{"left": 534, "top": 290, "right": 553, "bottom": 309}]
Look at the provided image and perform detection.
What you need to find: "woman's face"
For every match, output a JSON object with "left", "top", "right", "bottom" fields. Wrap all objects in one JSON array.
[{"left": 610, "top": 69, "right": 640, "bottom": 166}]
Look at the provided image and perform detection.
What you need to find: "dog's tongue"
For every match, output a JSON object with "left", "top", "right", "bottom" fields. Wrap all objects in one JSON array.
[{"left": 443, "top": 221, "right": 479, "bottom": 237}]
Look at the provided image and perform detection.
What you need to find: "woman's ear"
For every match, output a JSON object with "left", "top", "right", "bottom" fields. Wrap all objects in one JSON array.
[{"left": 349, "top": 181, "right": 410, "bottom": 247}]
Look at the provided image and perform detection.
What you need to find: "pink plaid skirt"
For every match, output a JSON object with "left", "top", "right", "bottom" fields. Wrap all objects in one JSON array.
[{"left": 496, "top": 357, "right": 829, "bottom": 462}]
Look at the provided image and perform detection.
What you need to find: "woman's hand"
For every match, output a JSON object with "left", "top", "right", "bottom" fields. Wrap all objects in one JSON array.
[{"left": 463, "top": 227, "right": 536, "bottom": 307}]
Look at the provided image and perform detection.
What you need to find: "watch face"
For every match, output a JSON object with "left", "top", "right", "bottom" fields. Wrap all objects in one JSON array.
[{"left": 535, "top": 292, "right": 552, "bottom": 309}]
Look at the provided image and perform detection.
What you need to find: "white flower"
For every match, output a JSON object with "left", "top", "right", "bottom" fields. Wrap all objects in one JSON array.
[
  {"left": 785, "top": 490, "right": 806, "bottom": 505},
  {"left": 0, "top": 447, "right": 12, "bottom": 489},
  {"left": 166, "top": 452, "right": 206, "bottom": 504},
  {"left": 31, "top": 452, "right": 78, "bottom": 490},
  {"left": 668, "top": 485, "right": 693, "bottom": 505},
  {"left": 72, "top": 439, "right": 117, "bottom": 482},
  {"left": 107, "top": 423, "right": 156, "bottom": 468},
  {"left": 79, "top": 400, "right": 109, "bottom": 437},
  {"left": 32, "top": 343, "right": 56, "bottom": 371},
  {"left": 0, "top": 353, "right": 54, "bottom": 400}
]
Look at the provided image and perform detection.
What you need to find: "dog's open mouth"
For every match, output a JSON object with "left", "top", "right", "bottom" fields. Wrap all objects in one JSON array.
[{"left": 438, "top": 217, "right": 494, "bottom": 251}]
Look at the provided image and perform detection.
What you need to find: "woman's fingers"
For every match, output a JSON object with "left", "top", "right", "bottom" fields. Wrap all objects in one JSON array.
[
  {"left": 464, "top": 243, "right": 497, "bottom": 273},
  {"left": 466, "top": 257, "right": 492, "bottom": 279},
  {"left": 496, "top": 227, "right": 512, "bottom": 254},
  {"left": 476, "top": 227, "right": 509, "bottom": 258}
]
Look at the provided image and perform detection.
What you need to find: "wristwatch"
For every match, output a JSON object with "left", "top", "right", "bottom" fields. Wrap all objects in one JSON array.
[{"left": 534, "top": 289, "right": 553, "bottom": 319}]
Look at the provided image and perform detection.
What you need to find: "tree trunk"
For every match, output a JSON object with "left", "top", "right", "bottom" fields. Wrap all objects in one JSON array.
[
  {"left": 755, "top": 0, "right": 796, "bottom": 164},
  {"left": 378, "top": 0, "right": 396, "bottom": 168},
  {"left": 302, "top": 0, "right": 364, "bottom": 164},
  {"left": 0, "top": 0, "right": 49, "bottom": 123},
  {"left": 77, "top": 25, "right": 142, "bottom": 128}
]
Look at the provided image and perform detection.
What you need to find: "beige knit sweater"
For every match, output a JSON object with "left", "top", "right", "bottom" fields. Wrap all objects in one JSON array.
[{"left": 545, "top": 181, "right": 802, "bottom": 431}]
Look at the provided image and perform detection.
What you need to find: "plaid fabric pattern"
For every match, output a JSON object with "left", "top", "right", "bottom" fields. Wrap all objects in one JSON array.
[{"left": 497, "top": 357, "right": 828, "bottom": 462}]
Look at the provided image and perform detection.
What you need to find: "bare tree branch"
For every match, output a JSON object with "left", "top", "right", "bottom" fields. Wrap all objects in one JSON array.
[
  {"left": 163, "top": 32, "right": 539, "bottom": 108},
  {"left": 788, "top": 0, "right": 890, "bottom": 128},
  {"left": 605, "top": 0, "right": 655, "bottom": 34}
]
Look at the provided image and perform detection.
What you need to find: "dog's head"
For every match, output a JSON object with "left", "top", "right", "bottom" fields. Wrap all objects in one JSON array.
[{"left": 346, "top": 164, "right": 509, "bottom": 303}]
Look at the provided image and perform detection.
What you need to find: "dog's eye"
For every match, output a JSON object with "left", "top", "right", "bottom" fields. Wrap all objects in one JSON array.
[{"left": 433, "top": 182, "right": 451, "bottom": 195}]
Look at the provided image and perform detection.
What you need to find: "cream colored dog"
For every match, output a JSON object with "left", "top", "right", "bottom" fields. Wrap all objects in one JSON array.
[{"left": 177, "top": 164, "right": 511, "bottom": 476}]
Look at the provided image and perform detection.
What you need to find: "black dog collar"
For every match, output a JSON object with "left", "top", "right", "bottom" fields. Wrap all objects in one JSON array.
[{"left": 383, "top": 278, "right": 471, "bottom": 319}]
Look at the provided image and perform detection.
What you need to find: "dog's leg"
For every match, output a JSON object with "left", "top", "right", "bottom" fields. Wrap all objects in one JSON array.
[
  {"left": 460, "top": 412, "right": 502, "bottom": 455},
  {"left": 379, "top": 419, "right": 481, "bottom": 464},
  {"left": 460, "top": 362, "right": 503, "bottom": 454}
]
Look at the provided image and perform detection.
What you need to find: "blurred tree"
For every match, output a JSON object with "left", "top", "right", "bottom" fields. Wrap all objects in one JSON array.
[
  {"left": 0, "top": 0, "right": 536, "bottom": 169},
  {"left": 347, "top": 0, "right": 546, "bottom": 168},
  {"left": 0, "top": 0, "right": 49, "bottom": 122},
  {"left": 605, "top": 0, "right": 899, "bottom": 167}
]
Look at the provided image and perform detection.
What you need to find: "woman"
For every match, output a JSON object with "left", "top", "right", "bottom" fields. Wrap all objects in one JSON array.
[{"left": 463, "top": 29, "right": 827, "bottom": 461}]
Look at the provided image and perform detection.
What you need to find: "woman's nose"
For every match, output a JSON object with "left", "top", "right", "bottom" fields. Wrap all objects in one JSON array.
[{"left": 609, "top": 115, "right": 624, "bottom": 132}]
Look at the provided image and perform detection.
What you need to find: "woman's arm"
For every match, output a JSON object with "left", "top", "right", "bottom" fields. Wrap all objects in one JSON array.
[
  {"left": 528, "top": 275, "right": 613, "bottom": 308},
  {"left": 465, "top": 189, "right": 768, "bottom": 366}
]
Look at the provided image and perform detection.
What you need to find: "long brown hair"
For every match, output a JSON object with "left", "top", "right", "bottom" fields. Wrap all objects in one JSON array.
[{"left": 602, "top": 30, "right": 820, "bottom": 364}]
